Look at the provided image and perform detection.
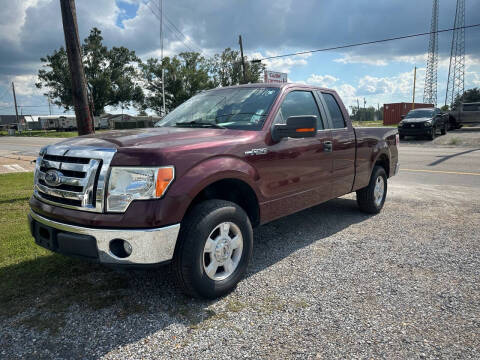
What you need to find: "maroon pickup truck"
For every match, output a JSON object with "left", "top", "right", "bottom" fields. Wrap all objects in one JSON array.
[{"left": 29, "top": 83, "right": 399, "bottom": 298}]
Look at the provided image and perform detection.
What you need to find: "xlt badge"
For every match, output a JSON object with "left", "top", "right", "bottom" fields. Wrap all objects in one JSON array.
[{"left": 245, "top": 148, "right": 268, "bottom": 156}]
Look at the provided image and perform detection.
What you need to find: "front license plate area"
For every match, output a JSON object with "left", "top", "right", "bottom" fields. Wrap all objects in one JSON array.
[{"left": 34, "top": 221, "right": 57, "bottom": 251}]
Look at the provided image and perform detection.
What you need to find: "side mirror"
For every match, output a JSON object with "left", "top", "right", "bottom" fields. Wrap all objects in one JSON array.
[
  {"left": 271, "top": 116, "right": 317, "bottom": 142},
  {"left": 401, "top": 115, "right": 406, "bottom": 119}
]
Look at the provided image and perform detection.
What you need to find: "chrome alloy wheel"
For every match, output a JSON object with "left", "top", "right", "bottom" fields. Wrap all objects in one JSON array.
[
  {"left": 203, "top": 222, "right": 243, "bottom": 281},
  {"left": 374, "top": 176, "right": 385, "bottom": 207}
]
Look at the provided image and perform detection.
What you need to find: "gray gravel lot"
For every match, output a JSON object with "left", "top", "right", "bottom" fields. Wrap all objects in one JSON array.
[{"left": 1, "top": 179, "right": 479, "bottom": 359}]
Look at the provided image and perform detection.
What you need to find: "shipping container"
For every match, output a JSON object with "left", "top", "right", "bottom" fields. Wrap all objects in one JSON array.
[{"left": 383, "top": 102, "right": 433, "bottom": 125}]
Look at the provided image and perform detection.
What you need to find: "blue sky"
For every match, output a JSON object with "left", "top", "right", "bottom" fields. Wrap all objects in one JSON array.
[{"left": 0, "top": 0, "right": 479, "bottom": 116}]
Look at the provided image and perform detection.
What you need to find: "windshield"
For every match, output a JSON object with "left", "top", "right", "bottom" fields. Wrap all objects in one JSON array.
[
  {"left": 405, "top": 109, "right": 434, "bottom": 118},
  {"left": 155, "top": 87, "right": 280, "bottom": 130}
]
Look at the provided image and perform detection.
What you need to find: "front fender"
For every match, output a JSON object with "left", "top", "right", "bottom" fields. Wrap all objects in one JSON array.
[{"left": 163, "top": 156, "right": 261, "bottom": 221}]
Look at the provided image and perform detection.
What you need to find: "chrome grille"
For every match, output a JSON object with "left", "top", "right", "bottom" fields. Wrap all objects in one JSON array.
[{"left": 34, "top": 145, "right": 116, "bottom": 212}]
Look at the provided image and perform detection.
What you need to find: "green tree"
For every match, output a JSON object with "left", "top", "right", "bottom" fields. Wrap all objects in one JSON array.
[
  {"left": 141, "top": 52, "right": 213, "bottom": 114},
  {"left": 350, "top": 106, "right": 379, "bottom": 122},
  {"left": 208, "top": 48, "right": 265, "bottom": 87},
  {"left": 36, "top": 28, "right": 144, "bottom": 115},
  {"left": 453, "top": 87, "right": 480, "bottom": 108},
  {"left": 440, "top": 104, "right": 450, "bottom": 111}
]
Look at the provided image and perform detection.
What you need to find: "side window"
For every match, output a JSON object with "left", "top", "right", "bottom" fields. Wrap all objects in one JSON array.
[
  {"left": 322, "top": 93, "right": 346, "bottom": 129},
  {"left": 274, "top": 91, "right": 324, "bottom": 130}
]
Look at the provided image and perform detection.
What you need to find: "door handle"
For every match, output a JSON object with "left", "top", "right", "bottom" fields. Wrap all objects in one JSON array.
[{"left": 323, "top": 141, "right": 333, "bottom": 152}]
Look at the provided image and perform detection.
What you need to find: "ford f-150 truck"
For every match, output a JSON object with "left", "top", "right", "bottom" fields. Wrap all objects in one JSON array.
[{"left": 29, "top": 83, "right": 399, "bottom": 299}]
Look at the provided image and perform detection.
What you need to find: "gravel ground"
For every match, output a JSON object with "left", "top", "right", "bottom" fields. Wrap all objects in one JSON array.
[{"left": 1, "top": 181, "right": 479, "bottom": 359}]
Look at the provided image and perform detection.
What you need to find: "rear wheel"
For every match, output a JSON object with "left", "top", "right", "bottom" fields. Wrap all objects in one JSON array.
[
  {"left": 356, "top": 166, "right": 387, "bottom": 214},
  {"left": 173, "top": 199, "right": 253, "bottom": 299}
]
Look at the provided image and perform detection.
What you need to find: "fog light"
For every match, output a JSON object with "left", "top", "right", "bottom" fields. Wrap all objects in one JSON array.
[
  {"left": 123, "top": 241, "right": 132, "bottom": 256},
  {"left": 109, "top": 239, "right": 133, "bottom": 258}
]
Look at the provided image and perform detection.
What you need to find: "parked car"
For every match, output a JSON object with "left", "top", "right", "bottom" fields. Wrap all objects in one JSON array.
[
  {"left": 28, "top": 83, "right": 399, "bottom": 299},
  {"left": 398, "top": 107, "right": 448, "bottom": 140},
  {"left": 448, "top": 102, "right": 480, "bottom": 129}
]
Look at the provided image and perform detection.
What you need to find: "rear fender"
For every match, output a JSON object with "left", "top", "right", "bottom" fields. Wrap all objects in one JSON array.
[{"left": 371, "top": 141, "right": 391, "bottom": 176}]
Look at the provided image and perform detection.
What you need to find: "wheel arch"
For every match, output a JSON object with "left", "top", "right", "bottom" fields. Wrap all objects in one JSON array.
[{"left": 184, "top": 177, "right": 261, "bottom": 228}]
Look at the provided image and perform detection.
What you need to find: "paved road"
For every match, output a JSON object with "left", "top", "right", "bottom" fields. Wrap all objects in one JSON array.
[
  {"left": 0, "top": 137, "right": 59, "bottom": 157},
  {"left": 394, "top": 145, "right": 480, "bottom": 188},
  {"left": 0, "top": 137, "right": 61, "bottom": 173}
]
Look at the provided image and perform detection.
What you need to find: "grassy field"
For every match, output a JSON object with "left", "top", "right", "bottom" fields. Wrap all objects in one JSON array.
[
  {"left": 0, "top": 130, "right": 79, "bottom": 137},
  {"left": 352, "top": 120, "right": 396, "bottom": 127},
  {"left": 0, "top": 173, "right": 132, "bottom": 330}
]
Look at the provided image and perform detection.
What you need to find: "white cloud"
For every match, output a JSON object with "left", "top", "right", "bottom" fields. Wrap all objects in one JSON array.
[
  {"left": 11, "top": 75, "right": 42, "bottom": 97},
  {"left": 250, "top": 52, "right": 311, "bottom": 74},
  {"left": 334, "top": 54, "right": 388, "bottom": 66},
  {"left": 306, "top": 74, "right": 338, "bottom": 87}
]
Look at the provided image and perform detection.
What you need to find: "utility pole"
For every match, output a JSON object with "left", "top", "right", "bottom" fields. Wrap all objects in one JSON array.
[
  {"left": 363, "top": 98, "right": 366, "bottom": 110},
  {"left": 238, "top": 35, "right": 247, "bottom": 84},
  {"left": 59, "top": 0, "right": 94, "bottom": 135},
  {"left": 412, "top": 66, "right": 417, "bottom": 110},
  {"left": 48, "top": 98, "right": 52, "bottom": 115},
  {"left": 160, "top": 0, "right": 166, "bottom": 117},
  {"left": 11, "top": 82, "right": 19, "bottom": 124}
]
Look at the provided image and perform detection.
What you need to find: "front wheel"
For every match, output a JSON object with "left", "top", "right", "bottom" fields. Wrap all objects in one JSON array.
[
  {"left": 173, "top": 200, "right": 253, "bottom": 299},
  {"left": 356, "top": 166, "right": 387, "bottom": 214},
  {"left": 441, "top": 123, "right": 447, "bottom": 135},
  {"left": 428, "top": 126, "right": 436, "bottom": 140}
]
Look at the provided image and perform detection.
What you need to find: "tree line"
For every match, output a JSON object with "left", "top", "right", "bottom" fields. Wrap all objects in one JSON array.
[
  {"left": 36, "top": 28, "right": 264, "bottom": 116},
  {"left": 349, "top": 106, "right": 383, "bottom": 122}
]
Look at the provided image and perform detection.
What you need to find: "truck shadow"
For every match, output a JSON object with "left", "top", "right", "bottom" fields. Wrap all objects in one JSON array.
[
  {"left": 428, "top": 148, "right": 480, "bottom": 166},
  {"left": 0, "top": 196, "right": 370, "bottom": 359}
]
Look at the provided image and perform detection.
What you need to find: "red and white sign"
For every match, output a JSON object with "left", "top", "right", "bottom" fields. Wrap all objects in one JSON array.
[{"left": 264, "top": 70, "right": 288, "bottom": 84}]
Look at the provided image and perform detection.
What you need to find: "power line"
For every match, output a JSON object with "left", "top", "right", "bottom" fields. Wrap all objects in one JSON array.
[
  {"left": 152, "top": 1, "right": 203, "bottom": 54},
  {"left": 145, "top": 1, "right": 202, "bottom": 54},
  {"left": 251, "top": 23, "right": 480, "bottom": 62}
]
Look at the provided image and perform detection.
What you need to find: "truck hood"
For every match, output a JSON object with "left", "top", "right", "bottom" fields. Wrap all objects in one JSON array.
[
  {"left": 54, "top": 127, "right": 254, "bottom": 150},
  {"left": 51, "top": 127, "right": 258, "bottom": 167},
  {"left": 401, "top": 117, "right": 432, "bottom": 123}
]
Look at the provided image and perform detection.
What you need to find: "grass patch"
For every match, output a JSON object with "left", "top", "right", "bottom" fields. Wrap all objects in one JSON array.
[
  {"left": 352, "top": 120, "right": 396, "bottom": 127},
  {"left": 0, "top": 130, "right": 79, "bottom": 138},
  {"left": 0, "top": 129, "right": 112, "bottom": 138},
  {"left": 0, "top": 172, "right": 133, "bottom": 332},
  {"left": 449, "top": 137, "right": 461, "bottom": 145}
]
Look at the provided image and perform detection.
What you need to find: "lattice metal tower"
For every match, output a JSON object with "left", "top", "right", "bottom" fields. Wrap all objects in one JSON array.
[
  {"left": 423, "top": 0, "right": 439, "bottom": 105},
  {"left": 445, "top": 0, "right": 466, "bottom": 107}
]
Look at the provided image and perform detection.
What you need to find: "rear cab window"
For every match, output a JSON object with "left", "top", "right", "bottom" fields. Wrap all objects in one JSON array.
[
  {"left": 321, "top": 92, "right": 346, "bottom": 129},
  {"left": 274, "top": 90, "right": 324, "bottom": 130}
]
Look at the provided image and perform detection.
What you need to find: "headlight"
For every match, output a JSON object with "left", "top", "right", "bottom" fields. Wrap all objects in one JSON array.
[
  {"left": 106, "top": 166, "right": 174, "bottom": 212},
  {"left": 424, "top": 120, "right": 433, "bottom": 127},
  {"left": 398, "top": 121, "right": 404, "bottom": 126}
]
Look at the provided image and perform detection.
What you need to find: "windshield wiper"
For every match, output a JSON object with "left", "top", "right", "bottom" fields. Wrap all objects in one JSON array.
[{"left": 175, "top": 120, "right": 226, "bottom": 129}]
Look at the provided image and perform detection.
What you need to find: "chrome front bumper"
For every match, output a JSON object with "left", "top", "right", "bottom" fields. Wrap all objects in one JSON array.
[{"left": 29, "top": 210, "right": 180, "bottom": 265}]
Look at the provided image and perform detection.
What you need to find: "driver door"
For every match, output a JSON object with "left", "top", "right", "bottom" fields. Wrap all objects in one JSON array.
[{"left": 253, "top": 89, "right": 333, "bottom": 221}]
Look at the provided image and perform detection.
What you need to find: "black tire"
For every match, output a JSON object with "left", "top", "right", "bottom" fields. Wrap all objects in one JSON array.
[
  {"left": 441, "top": 122, "right": 447, "bottom": 135},
  {"left": 356, "top": 166, "right": 387, "bottom": 214},
  {"left": 399, "top": 134, "right": 405, "bottom": 140},
  {"left": 173, "top": 199, "right": 253, "bottom": 299},
  {"left": 428, "top": 126, "right": 436, "bottom": 140}
]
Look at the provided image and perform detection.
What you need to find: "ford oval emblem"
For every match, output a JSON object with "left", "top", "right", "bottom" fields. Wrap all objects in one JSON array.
[{"left": 44, "top": 169, "right": 62, "bottom": 187}]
